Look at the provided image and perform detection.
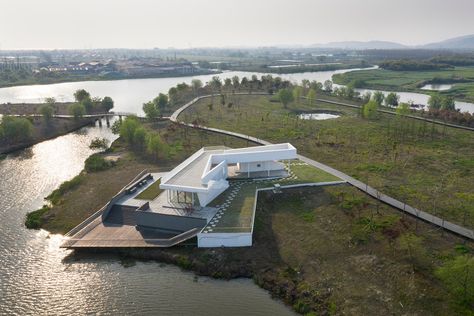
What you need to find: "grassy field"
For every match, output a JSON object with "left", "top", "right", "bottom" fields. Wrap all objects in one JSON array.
[
  {"left": 181, "top": 94, "right": 474, "bottom": 230},
  {"left": 333, "top": 66, "right": 474, "bottom": 102},
  {"left": 253, "top": 185, "right": 471, "bottom": 315}
]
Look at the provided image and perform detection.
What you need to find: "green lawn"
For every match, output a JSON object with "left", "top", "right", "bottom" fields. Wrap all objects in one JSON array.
[
  {"left": 135, "top": 179, "right": 163, "bottom": 200},
  {"left": 206, "top": 160, "right": 341, "bottom": 233}
]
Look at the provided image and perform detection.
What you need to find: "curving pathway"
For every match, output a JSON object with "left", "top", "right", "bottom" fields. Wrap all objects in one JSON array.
[{"left": 169, "top": 94, "right": 474, "bottom": 240}]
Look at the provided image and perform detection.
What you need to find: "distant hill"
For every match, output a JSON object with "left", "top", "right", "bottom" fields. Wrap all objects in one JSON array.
[
  {"left": 311, "top": 40, "right": 409, "bottom": 50},
  {"left": 310, "top": 35, "right": 474, "bottom": 51},
  {"left": 421, "top": 34, "right": 474, "bottom": 50}
]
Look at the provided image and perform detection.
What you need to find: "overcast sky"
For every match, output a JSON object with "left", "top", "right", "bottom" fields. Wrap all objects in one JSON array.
[{"left": 1, "top": 0, "right": 474, "bottom": 50}]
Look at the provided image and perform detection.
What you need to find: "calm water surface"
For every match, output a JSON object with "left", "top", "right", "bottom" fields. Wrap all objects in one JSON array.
[
  {"left": 0, "top": 121, "right": 294, "bottom": 315},
  {"left": 299, "top": 113, "right": 340, "bottom": 120},
  {"left": 420, "top": 83, "right": 453, "bottom": 91},
  {"left": 0, "top": 67, "right": 473, "bottom": 113}
]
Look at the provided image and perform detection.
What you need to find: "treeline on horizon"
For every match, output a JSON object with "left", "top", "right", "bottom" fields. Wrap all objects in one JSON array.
[{"left": 380, "top": 55, "right": 474, "bottom": 71}]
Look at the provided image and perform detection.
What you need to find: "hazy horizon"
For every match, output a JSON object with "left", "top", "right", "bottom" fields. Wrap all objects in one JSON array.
[{"left": 1, "top": 0, "right": 474, "bottom": 50}]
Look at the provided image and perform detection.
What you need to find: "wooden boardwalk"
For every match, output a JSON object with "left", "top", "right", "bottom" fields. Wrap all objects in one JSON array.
[
  {"left": 61, "top": 171, "right": 200, "bottom": 248},
  {"left": 171, "top": 93, "right": 474, "bottom": 240}
]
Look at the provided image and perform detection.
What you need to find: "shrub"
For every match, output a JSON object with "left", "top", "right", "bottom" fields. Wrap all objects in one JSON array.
[
  {"left": 25, "top": 205, "right": 50, "bottom": 229},
  {"left": 0, "top": 116, "right": 33, "bottom": 142},
  {"left": 436, "top": 255, "right": 474, "bottom": 306},
  {"left": 84, "top": 154, "right": 113, "bottom": 172},
  {"left": 46, "top": 174, "right": 84, "bottom": 205},
  {"left": 89, "top": 137, "right": 109, "bottom": 150}
]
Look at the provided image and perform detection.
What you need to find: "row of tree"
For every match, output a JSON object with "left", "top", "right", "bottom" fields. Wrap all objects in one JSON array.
[{"left": 67, "top": 89, "right": 114, "bottom": 119}]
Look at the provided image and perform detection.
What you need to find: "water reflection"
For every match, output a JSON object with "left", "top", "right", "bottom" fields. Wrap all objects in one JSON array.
[{"left": 299, "top": 113, "right": 340, "bottom": 120}]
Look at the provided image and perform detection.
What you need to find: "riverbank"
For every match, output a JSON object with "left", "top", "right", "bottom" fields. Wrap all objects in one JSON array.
[
  {"left": 0, "top": 102, "right": 76, "bottom": 115},
  {"left": 0, "top": 117, "right": 96, "bottom": 154},
  {"left": 26, "top": 120, "right": 473, "bottom": 315},
  {"left": 0, "top": 70, "right": 219, "bottom": 90}
]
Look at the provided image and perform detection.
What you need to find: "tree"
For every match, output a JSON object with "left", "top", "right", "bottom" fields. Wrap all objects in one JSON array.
[
  {"left": 73, "top": 89, "right": 90, "bottom": 103},
  {"left": 441, "top": 96, "right": 455, "bottom": 111},
  {"left": 68, "top": 103, "right": 86, "bottom": 119},
  {"left": 310, "top": 80, "right": 323, "bottom": 91},
  {"left": 307, "top": 89, "right": 317, "bottom": 105},
  {"left": 0, "top": 116, "right": 33, "bottom": 142},
  {"left": 292, "top": 86, "right": 303, "bottom": 103},
  {"left": 81, "top": 97, "right": 94, "bottom": 113},
  {"left": 361, "top": 91, "right": 372, "bottom": 103},
  {"left": 232, "top": 76, "right": 240, "bottom": 88},
  {"left": 44, "top": 97, "right": 56, "bottom": 105},
  {"left": 396, "top": 102, "right": 410, "bottom": 116},
  {"left": 346, "top": 87, "right": 355, "bottom": 100},
  {"left": 428, "top": 95, "right": 443, "bottom": 110},
  {"left": 147, "top": 132, "right": 169, "bottom": 160},
  {"left": 210, "top": 76, "right": 222, "bottom": 91},
  {"left": 362, "top": 100, "right": 378, "bottom": 119},
  {"left": 101, "top": 96, "right": 114, "bottom": 112},
  {"left": 436, "top": 255, "right": 474, "bottom": 305},
  {"left": 398, "top": 233, "right": 426, "bottom": 271},
  {"left": 168, "top": 87, "right": 179, "bottom": 105},
  {"left": 277, "top": 89, "right": 294, "bottom": 108},
  {"left": 175, "top": 82, "right": 188, "bottom": 91},
  {"left": 455, "top": 192, "right": 474, "bottom": 226},
  {"left": 323, "top": 80, "right": 333, "bottom": 92},
  {"left": 191, "top": 79, "right": 202, "bottom": 95},
  {"left": 153, "top": 93, "right": 168, "bottom": 112},
  {"left": 142, "top": 101, "right": 159, "bottom": 119},
  {"left": 241, "top": 77, "right": 249, "bottom": 89},
  {"left": 301, "top": 79, "right": 310, "bottom": 89},
  {"left": 133, "top": 126, "right": 147, "bottom": 151},
  {"left": 119, "top": 116, "right": 140, "bottom": 144},
  {"left": 39, "top": 104, "right": 54, "bottom": 124},
  {"left": 372, "top": 91, "right": 385, "bottom": 106},
  {"left": 385, "top": 92, "right": 400, "bottom": 107},
  {"left": 224, "top": 78, "right": 232, "bottom": 90}
]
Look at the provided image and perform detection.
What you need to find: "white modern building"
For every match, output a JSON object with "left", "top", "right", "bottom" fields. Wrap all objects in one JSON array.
[
  {"left": 62, "top": 143, "right": 299, "bottom": 249},
  {"left": 159, "top": 143, "right": 297, "bottom": 208}
]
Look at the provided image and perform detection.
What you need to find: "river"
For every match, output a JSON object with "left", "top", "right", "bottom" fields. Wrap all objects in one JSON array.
[
  {"left": 0, "top": 67, "right": 473, "bottom": 113},
  {"left": 0, "top": 121, "right": 294, "bottom": 315}
]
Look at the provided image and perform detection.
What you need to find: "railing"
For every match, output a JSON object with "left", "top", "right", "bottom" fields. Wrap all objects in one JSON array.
[
  {"left": 61, "top": 227, "right": 201, "bottom": 248},
  {"left": 62, "top": 169, "right": 149, "bottom": 240}
]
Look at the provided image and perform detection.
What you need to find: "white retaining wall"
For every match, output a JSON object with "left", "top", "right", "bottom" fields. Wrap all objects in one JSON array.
[{"left": 197, "top": 232, "right": 253, "bottom": 247}]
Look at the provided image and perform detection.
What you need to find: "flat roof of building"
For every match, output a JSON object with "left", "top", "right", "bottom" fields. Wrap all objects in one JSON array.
[
  {"left": 160, "top": 144, "right": 296, "bottom": 190},
  {"left": 163, "top": 146, "right": 229, "bottom": 189}
]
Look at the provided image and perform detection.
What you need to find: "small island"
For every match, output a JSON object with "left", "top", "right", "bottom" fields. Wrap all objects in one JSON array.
[{"left": 25, "top": 77, "right": 474, "bottom": 315}]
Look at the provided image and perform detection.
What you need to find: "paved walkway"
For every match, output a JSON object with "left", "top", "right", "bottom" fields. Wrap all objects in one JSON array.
[{"left": 170, "top": 94, "right": 474, "bottom": 240}]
